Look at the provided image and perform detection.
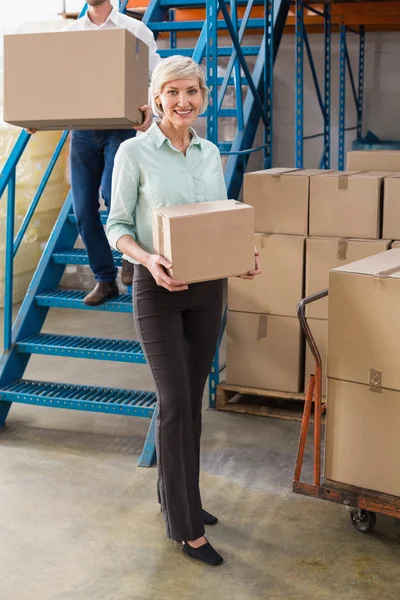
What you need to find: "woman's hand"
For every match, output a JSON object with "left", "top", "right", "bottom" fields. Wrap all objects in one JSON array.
[
  {"left": 146, "top": 254, "right": 188, "bottom": 292},
  {"left": 237, "top": 249, "right": 262, "bottom": 280}
]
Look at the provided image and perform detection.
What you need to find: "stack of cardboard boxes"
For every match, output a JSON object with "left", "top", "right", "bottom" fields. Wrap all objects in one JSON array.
[
  {"left": 325, "top": 249, "right": 400, "bottom": 496},
  {"left": 305, "top": 169, "right": 392, "bottom": 396},
  {"left": 225, "top": 151, "right": 400, "bottom": 398},
  {"left": 226, "top": 168, "right": 324, "bottom": 393}
]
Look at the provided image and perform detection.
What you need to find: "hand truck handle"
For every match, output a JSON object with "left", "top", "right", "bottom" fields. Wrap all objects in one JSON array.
[{"left": 297, "top": 289, "right": 328, "bottom": 368}]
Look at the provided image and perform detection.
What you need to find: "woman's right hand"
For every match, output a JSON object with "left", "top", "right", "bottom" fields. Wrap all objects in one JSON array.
[{"left": 145, "top": 254, "right": 188, "bottom": 292}]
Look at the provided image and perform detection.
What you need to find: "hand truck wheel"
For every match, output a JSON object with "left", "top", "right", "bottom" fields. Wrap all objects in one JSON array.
[{"left": 350, "top": 509, "right": 377, "bottom": 533}]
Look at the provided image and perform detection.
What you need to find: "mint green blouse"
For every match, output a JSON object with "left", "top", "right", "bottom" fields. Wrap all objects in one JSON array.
[{"left": 106, "top": 122, "right": 228, "bottom": 262}]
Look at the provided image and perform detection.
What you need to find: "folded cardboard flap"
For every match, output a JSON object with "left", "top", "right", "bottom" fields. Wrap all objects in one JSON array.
[
  {"left": 331, "top": 248, "right": 400, "bottom": 276},
  {"left": 376, "top": 265, "right": 400, "bottom": 279}
]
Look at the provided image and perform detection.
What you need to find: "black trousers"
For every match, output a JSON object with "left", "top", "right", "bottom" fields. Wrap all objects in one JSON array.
[{"left": 133, "top": 265, "right": 224, "bottom": 541}]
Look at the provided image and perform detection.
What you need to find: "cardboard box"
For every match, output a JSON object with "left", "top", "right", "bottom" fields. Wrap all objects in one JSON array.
[
  {"left": 226, "top": 311, "right": 303, "bottom": 393},
  {"left": 347, "top": 150, "right": 400, "bottom": 172},
  {"left": 327, "top": 249, "right": 400, "bottom": 390},
  {"left": 152, "top": 200, "right": 254, "bottom": 284},
  {"left": 304, "top": 319, "right": 327, "bottom": 397},
  {"left": 392, "top": 241, "right": 400, "bottom": 249},
  {"left": 228, "top": 234, "right": 305, "bottom": 317},
  {"left": 306, "top": 238, "right": 391, "bottom": 319},
  {"left": 325, "top": 378, "right": 400, "bottom": 496},
  {"left": 244, "top": 169, "right": 328, "bottom": 235},
  {"left": 383, "top": 173, "right": 400, "bottom": 240},
  {"left": 309, "top": 171, "right": 390, "bottom": 239},
  {"left": 4, "top": 29, "right": 149, "bottom": 130}
]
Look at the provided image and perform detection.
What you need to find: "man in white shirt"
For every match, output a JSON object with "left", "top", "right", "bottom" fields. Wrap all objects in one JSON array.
[{"left": 29, "top": 0, "right": 160, "bottom": 305}]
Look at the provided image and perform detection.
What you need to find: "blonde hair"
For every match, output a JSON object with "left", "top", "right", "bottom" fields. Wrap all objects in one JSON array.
[{"left": 150, "top": 56, "right": 209, "bottom": 118}]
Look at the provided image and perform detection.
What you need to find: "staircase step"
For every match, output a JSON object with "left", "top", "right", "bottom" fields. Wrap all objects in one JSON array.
[
  {"left": 0, "top": 379, "right": 156, "bottom": 418},
  {"left": 68, "top": 211, "right": 108, "bottom": 226},
  {"left": 35, "top": 289, "right": 132, "bottom": 312},
  {"left": 52, "top": 248, "right": 122, "bottom": 266},
  {"left": 17, "top": 334, "right": 145, "bottom": 363}
]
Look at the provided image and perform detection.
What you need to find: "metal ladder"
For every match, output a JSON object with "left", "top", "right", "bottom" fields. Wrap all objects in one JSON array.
[{"left": 0, "top": 0, "right": 290, "bottom": 467}]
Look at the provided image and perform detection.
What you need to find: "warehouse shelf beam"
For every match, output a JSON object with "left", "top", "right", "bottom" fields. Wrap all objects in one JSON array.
[
  {"left": 338, "top": 23, "right": 365, "bottom": 170},
  {"left": 295, "top": 0, "right": 331, "bottom": 169}
]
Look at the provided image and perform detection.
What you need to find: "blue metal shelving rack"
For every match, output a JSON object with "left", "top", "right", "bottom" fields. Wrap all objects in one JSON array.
[
  {"left": 294, "top": 0, "right": 365, "bottom": 170},
  {"left": 0, "top": 0, "right": 291, "bottom": 466}
]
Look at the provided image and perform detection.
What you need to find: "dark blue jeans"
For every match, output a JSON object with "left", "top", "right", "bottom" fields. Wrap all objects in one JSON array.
[{"left": 70, "top": 129, "right": 136, "bottom": 282}]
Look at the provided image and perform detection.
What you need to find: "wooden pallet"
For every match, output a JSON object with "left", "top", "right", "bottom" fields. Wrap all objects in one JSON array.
[{"left": 216, "top": 382, "right": 314, "bottom": 422}]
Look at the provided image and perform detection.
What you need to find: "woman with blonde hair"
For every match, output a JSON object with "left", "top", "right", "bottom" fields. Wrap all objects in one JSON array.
[{"left": 107, "top": 55, "right": 260, "bottom": 566}]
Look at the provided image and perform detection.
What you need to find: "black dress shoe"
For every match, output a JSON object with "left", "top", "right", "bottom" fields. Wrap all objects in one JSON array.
[
  {"left": 182, "top": 539, "right": 223, "bottom": 566},
  {"left": 203, "top": 509, "right": 218, "bottom": 526}
]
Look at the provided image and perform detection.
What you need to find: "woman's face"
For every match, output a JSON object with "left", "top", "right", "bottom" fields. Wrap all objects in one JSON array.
[{"left": 157, "top": 77, "right": 204, "bottom": 128}]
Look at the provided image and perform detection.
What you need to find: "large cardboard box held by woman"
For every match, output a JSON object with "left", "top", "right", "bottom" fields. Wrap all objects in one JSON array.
[{"left": 152, "top": 200, "right": 255, "bottom": 283}]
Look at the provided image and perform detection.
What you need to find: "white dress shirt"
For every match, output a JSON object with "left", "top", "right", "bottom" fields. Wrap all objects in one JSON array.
[{"left": 68, "top": 7, "right": 160, "bottom": 75}]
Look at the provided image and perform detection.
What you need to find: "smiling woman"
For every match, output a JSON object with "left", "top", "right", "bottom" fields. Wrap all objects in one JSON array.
[
  {"left": 106, "top": 55, "right": 260, "bottom": 567},
  {"left": 151, "top": 55, "right": 209, "bottom": 127}
]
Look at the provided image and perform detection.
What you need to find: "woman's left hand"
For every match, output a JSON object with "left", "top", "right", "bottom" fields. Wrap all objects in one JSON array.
[{"left": 237, "top": 249, "right": 262, "bottom": 280}]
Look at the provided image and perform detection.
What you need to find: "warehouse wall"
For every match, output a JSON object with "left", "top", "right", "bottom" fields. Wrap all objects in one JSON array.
[{"left": 273, "top": 31, "right": 400, "bottom": 171}]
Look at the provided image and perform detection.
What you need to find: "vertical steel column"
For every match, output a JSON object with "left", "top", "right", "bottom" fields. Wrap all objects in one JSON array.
[
  {"left": 357, "top": 25, "right": 365, "bottom": 140},
  {"left": 295, "top": 0, "right": 304, "bottom": 168},
  {"left": 4, "top": 171, "right": 16, "bottom": 352},
  {"left": 208, "top": 306, "right": 227, "bottom": 409},
  {"left": 264, "top": 0, "right": 274, "bottom": 169},
  {"left": 206, "top": 0, "right": 219, "bottom": 145},
  {"left": 338, "top": 24, "right": 347, "bottom": 171},
  {"left": 231, "top": 0, "right": 244, "bottom": 132},
  {"left": 323, "top": 3, "right": 331, "bottom": 169},
  {"left": 170, "top": 10, "right": 177, "bottom": 50}
]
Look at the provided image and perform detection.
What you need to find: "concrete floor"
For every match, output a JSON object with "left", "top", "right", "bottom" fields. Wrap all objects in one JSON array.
[{"left": 1, "top": 307, "right": 400, "bottom": 600}]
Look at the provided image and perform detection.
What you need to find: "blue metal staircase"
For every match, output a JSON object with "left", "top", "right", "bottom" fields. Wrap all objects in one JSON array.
[{"left": 0, "top": 0, "right": 290, "bottom": 467}]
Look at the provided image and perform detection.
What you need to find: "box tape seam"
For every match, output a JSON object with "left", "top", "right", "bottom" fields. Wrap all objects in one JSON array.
[
  {"left": 369, "top": 368, "right": 382, "bottom": 393},
  {"left": 337, "top": 239, "right": 348, "bottom": 260},
  {"left": 257, "top": 314, "right": 268, "bottom": 341}
]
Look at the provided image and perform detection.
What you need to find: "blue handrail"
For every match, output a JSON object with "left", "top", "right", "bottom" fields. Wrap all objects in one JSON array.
[
  {"left": 0, "top": 131, "right": 30, "bottom": 200},
  {"left": 0, "top": 2, "right": 91, "bottom": 351},
  {"left": 4, "top": 170, "right": 16, "bottom": 352}
]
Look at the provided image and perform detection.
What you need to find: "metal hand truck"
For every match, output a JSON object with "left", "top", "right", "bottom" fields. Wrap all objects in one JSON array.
[{"left": 293, "top": 289, "right": 400, "bottom": 533}]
